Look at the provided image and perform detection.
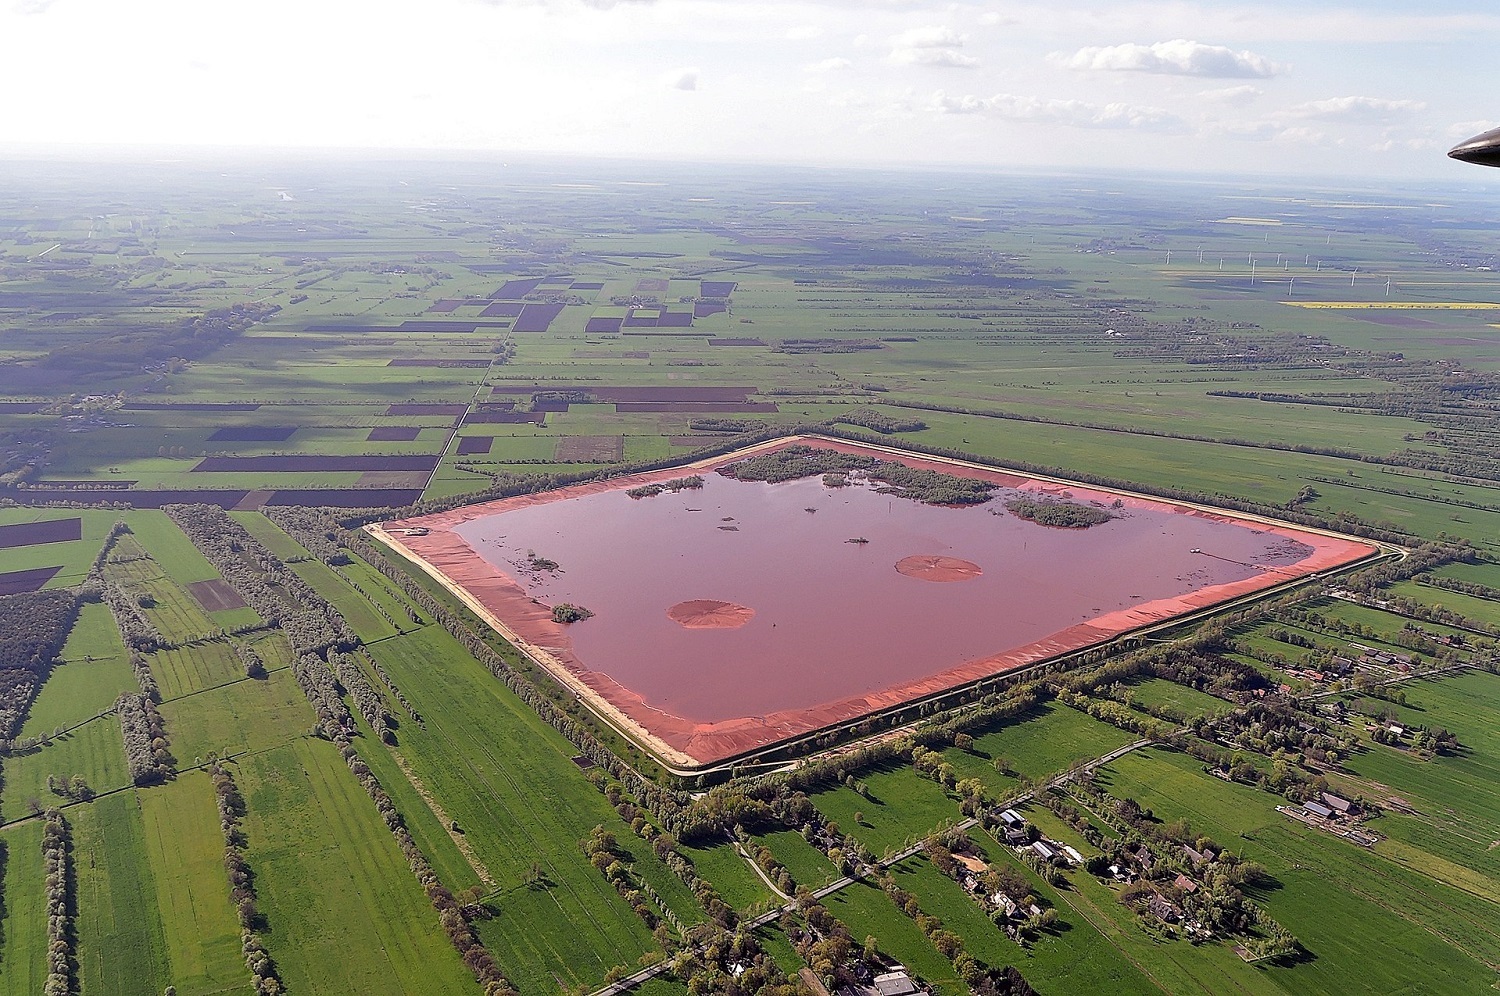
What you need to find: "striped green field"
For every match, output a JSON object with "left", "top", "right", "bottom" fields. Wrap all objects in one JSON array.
[
  {"left": 236, "top": 738, "right": 479, "bottom": 995},
  {"left": 138, "top": 774, "right": 252, "bottom": 995},
  {"left": 366, "top": 624, "right": 664, "bottom": 992},
  {"left": 73, "top": 791, "right": 173, "bottom": 995},
  {"left": 21, "top": 601, "right": 136, "bottom": 737},
  {"left": 0, "top": 821, "right": 49, "bottom": 992},
  {"left": 1, "top": 715, "right": 130, "bottom": 824}
]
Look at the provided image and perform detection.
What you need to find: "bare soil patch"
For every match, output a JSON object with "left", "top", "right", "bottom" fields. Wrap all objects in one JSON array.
[
  {"left": 367, "top": 426, "right": 423, "bottom": 442},
  {"left": 187, "top": 579, "right": 248, "bottom": 612},
  {"left": 668, "top": 599, "right": 755, "bottom": 630},
  {"left": 491, "top": 278, "right": 542, "bottom": 298},
  {"left": 896, "top": 555, "right": 983, "bottom": 582},
  {"left": 555, "top": 435, "right": 624, "bottom": 462},
  {"left": 514, "top": 303, "right": 566, "bottom": 333},
  {"left": 0, "top": 517, "right": 81, "bottom": 549},
  {"left": 0, "top": 566, "right": 62, "bottom": 595}
]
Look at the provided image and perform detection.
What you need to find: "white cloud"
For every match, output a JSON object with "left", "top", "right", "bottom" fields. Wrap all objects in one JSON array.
[
  {"left": 890, "top": 26, "right": 977, "bottom": 69},
  {"left": 1448, "top": 120, "right": 1498, "bottom": 139},
  {"left": 1200, "top": 84, "right": 1262, "bottom": 104},
  {"left": 663, "top": 67, "right": 699, "bottom": 91},
  {"left": 1273, "top": 126, "right": 1329, "bottom": 146},
  {"left": 11, "top": 0, "right": 56, "bottom": 12},
  {"left": 806, "top": 57, "right": 852, "bottom": 73},
  {"left": 1289, "top": 96, "right": 1426, "bottom": 123},
  {"left": 785, "top": 24, "right": 821, "bottom": 41},
  {"left": 934, "top": 90, "right": 1186, "bottom": 131},
  {"left": 1058, "top": 39, "right": 1282, "bottom": 78}
]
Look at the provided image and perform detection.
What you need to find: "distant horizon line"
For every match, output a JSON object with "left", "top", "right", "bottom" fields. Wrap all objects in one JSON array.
[{"left": 0, "top": 140, "right": 1487, "bottom": 191}]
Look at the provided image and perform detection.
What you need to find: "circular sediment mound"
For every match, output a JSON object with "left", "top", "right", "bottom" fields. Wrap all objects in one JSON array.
[
  {"left": 667, "top": 599, "right": 756, "bottom": 629},
  {"left": 895, "top": 555, "right": 983, "bottom": 582}
]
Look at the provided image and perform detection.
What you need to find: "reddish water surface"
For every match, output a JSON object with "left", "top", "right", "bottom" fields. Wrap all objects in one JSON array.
[{"left": 386, "top": 438, "right": 1379, "bottom": 766}]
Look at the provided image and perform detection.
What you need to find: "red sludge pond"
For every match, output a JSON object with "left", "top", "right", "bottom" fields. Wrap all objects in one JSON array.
[{"left": 374, "top": 437, "right": 1379, "bottom": 770}]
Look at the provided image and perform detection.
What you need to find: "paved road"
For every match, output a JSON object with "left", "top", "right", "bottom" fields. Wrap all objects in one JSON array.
[{"left": 591, "top": 737, "right": 1154, "bottom": 996}]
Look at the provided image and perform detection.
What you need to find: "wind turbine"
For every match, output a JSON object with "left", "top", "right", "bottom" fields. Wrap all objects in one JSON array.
[{"left": 1351, "top": 268, "right": 1359, "bottom": 287}]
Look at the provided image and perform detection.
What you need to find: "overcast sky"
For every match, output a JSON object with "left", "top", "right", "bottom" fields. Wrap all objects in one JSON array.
[{"left": 3, "top": 0, "right": 1495, "bottom": 178}]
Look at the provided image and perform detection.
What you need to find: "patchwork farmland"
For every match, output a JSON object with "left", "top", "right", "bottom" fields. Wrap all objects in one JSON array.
[{"left": 0, "top": 158, "right": 1498, "bottom": 996}]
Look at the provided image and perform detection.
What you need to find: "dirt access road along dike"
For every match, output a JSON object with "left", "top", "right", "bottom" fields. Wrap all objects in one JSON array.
[{"left": 372, "top": 435, "right": 1381, "bottom": 774}]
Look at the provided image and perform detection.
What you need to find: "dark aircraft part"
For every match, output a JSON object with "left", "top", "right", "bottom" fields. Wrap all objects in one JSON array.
[{"left": 1449, "top": 126, "right": 1500, "bottom": 167}]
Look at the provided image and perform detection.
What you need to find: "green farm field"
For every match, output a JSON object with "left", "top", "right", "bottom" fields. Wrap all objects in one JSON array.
[
  {"left": 20, "top": 600, "right": 135, "bottom": 736},
  {"left": 1, "top": 714, "right": 130, "bottom": 824},
  {"left": 364, "top": 624, "right": 666, "bottom": 992},
  {"left": 1097, "top": 746, "right": 1500, "bottom": 995},
  {"left": 236, "top": 738, "right": 479, "bottom": 996},
  {"left": 941, "top": 703, "right": 1138, "bottom": 800}
]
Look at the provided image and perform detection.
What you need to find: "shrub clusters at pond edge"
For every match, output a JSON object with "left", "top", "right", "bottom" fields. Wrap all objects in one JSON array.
[
  {"left": 626, "top": 475, "right": 704, "bottom": 499},
  {"left": 551, "top": 603, "right": 593, "bottom": 624},
  {"left": 723, "top": 445, "right": 994, "bottom": 504}
]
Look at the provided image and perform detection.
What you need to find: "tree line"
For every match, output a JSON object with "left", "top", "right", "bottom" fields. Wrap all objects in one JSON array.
[
  {"left": 41, "top": 808, "right": 74, "bottom": 996},
  {"left": 117, "top": 691, "right": 173, "bottom": 785},
  {"left": 207, "top": 761, "right": 284, "bottom": 996}
]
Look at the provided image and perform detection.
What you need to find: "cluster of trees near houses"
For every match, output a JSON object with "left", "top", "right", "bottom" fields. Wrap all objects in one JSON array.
[{"left": 1051, "top": 776, "right": 1293, "bottom": 951}]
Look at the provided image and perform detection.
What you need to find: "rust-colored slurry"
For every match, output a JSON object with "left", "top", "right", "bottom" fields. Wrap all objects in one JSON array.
[
  {"left": 895, "top": 555, "right": 983, "bottom": 583},
  {"left": 374, "top": 435, "right": 1381, "bottom": 770},
  {"left": 668, "top": 600, "right": 756, "bottom": 629}
]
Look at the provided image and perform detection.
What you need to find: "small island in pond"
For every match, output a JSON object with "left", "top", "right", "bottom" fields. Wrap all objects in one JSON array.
[
  {"left": 627, "top": 475, "right": 704, "bottom": 499},
  {"left": 722, "top": 445, "right": 995, "bottom": 505},
  {"left": 551, "top": 603, "right": 594, "bottom": 623},
  {"left": 1005, "top": 495, "right": 1116, "bottom": 528}
]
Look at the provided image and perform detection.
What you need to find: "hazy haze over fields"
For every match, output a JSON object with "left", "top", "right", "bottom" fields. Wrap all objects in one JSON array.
[{"left": 2, "top": 0, "right": 1495, "bottom": 177}]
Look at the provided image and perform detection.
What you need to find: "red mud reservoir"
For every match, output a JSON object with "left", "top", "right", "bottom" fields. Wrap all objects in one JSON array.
[{"left": 381, "top": 439, "right": 1378, "bottom": 767}]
